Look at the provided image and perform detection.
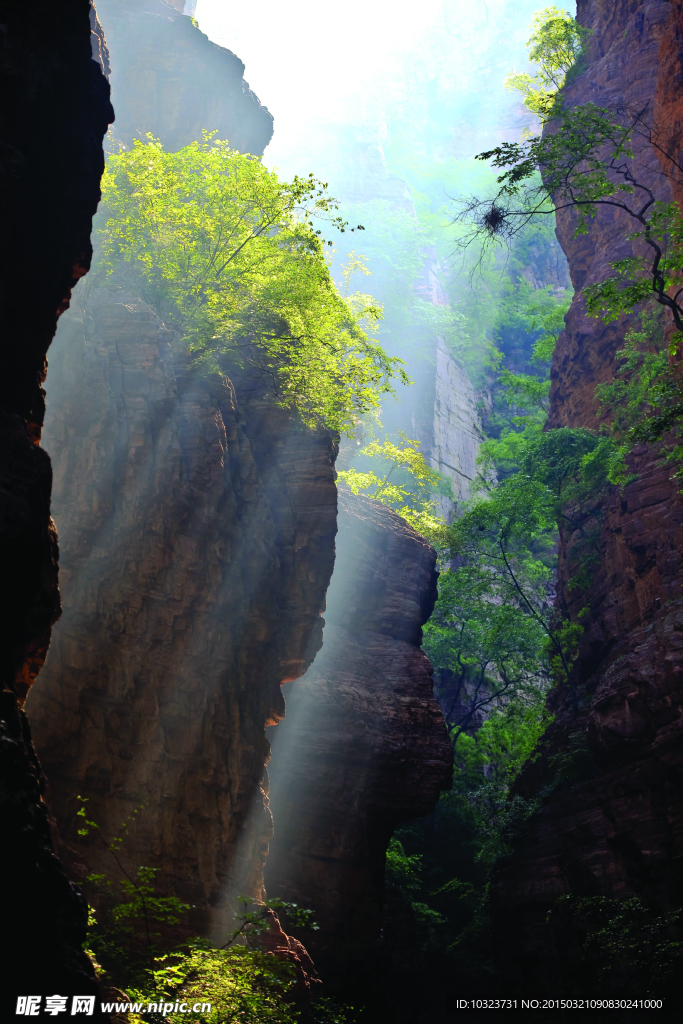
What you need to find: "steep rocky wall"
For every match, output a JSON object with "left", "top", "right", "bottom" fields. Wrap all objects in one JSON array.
[
  {"left": 25, "top": 281, "right": 337, "bottom": 941},
  {"left": 265, "top": 490, "right": 453, "bottom": 998},
  {"left": 0, "top": 1, "right": 112, "bottom": 1013},
  {"left": 428, "top": 337, "right": 482, "bottom": 509},
  {"left": 95, "top": 0, "right": 273, "bottom": 154},
  {"left": 491, "top": 0, "right": 683, "bottom": 994}
]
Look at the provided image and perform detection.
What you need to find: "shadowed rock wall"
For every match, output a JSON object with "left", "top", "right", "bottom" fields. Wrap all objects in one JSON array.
[
  {"left": 26, "top": 281, "right": 337, "bottom": 941},
  {"left": 26, "top": 0, "right": 330, "bottom": 961},
  {"left": 0, "top": 0, "right": 112, "bottom": 1013},
  {"left": 491, "top": 0, "right": 683, "bottom": 995},
  {"left": 265, "top": 490, "right": 453, "bottom": 997}
]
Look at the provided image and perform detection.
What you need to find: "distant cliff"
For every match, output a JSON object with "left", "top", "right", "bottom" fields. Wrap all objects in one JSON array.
[
  {"left": 492, "top": 0, "right": 683, "bottom": 994},
  {"left": 95, "top": 0, "right": 273, "bottom": 154}
]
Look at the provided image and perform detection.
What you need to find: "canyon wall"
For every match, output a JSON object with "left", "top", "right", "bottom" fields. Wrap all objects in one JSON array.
[
  {"left": 26, "top": 280, "right": 337, "bottom": 941},
  {"left": 491, "top": 0, "right": 683, "bottom": 995},
  {"left": 94, "top": 0, "right": 273, "bottom": 155},
  {"left": 265, "top": 490, "right": 453, "bottom": 1000},
  {"left": 0, "top": 0, "right": 112, "bottom": 1012},
  {"left": 25, "top": 0, "right": 330, "bottom": 954},
  {"left": 20, "top": 2, "right": 455, "bottom": 1004}
]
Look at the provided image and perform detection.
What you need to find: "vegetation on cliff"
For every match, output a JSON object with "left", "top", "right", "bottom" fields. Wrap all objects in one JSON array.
[
  {"left": 77, "top": 802, "right": 353, "bottom": 1023},
  {"left": 460, "top": 4, "right": 683, "bottom": 478},
  {"left": 97, "top": 135, "right": 406, "bottom": 435},
  {"left": 504, "top": 5, "right": 589, "bottom": 119},
  {"left": 389, "top": 4, "right": 683, "bottom": 1001},
  {"left": 337, "top": 432, "right": 450, "bottom": 540},
  {"left": 386, "top": 5, "right": 677, "bottom": 994}
]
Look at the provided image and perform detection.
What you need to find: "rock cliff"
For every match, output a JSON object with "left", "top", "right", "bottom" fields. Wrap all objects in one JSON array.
[
  {"left": 95, "top": 0, "right": 273, "bottom": 154},
  {"left": 26, "top": 281, "right": 337, "bottom": 941},
  {"left": 491, "top": 0, "right": 683, "bottom": 995},
  {"left": 265, "top": 490, "right": 453, "bottom": 998},
  {"left": 25, "top": 0, "right": 333, "bottom": 961},
  {"left": 0, "top": 0, "right": 112, "bottom": 1013}
]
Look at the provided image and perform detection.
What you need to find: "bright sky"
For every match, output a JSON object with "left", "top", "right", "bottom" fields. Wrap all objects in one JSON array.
[
  {"left": 194, "top": 0, "right": 446, "bottom": 120},
  {"left": 193, "top": 0, "right": 575, "bottom": 177}
]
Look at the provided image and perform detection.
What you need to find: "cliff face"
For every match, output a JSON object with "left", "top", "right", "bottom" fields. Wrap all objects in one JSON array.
[
  {"left": 491, "top": 0, "right": 683, "bottom": 993},
  {"left": 26, "top": 282, "right": 337, "bottom": 940},
  {"left": 95, "top": 0, "right": 273, "bottom": 154},
  {"left": 23, "top": 0, "right": 333, "bottom": 961},
  {"left": 265, "top": 490, "right": 453, "bottom": 997},
  {"left": 0, "top": 0, "right": 112, "bottom": 1012}
]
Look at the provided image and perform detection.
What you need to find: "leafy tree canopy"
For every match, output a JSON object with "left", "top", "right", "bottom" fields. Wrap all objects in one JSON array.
[
  {"left": 505, "top": 6, "right": 590, "bottom": 119},
  {"left": 338, "top": 431, "right": 450, "bottom": 541},
  {"left": 460, "top": 100, "right": 683, "bottom": 331},
  {"left": 97, "top": 135, "right": 408, "bottom": 435}
]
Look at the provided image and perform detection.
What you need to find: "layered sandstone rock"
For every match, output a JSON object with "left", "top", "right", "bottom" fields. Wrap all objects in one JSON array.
[
  {"left": 0, "top": 1, "right": 112, "bottom": 1013},
  {"left": 95, "top": 0, "right": 273, "bottom": 154},
  {"left": 491, "top": 0, "right": 683, "bottom": 993},
  {"left": 26, "top": 281, "right": 337, "bottom": 941},
  {"left": 265, "top": 490, "right": 453, "bottom": 996}
]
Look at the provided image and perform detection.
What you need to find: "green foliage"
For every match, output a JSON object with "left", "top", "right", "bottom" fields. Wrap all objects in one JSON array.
[
  {"left": 389, "top": 698, "right": 548, "bottom": 985},
  {"left": 338, "top": 432, "right": 449, "bottom": 542},
  {"left": 423, "top": 542, "right": 550, "bottom": 738},
  {"left": 585, "top": 201, "right": 683, "bottom": 326},
  {"left": 593, "top": 309, "right": 683, "bottom": 477},
  {"left": 120, "top": 894, "right": 345, "bottom": 1024},
  {"left": 309, "top": 997, "right": 359, "bottom": 1024},
  {"left": 385, "top": 837, "right": 423, "bottom": 894},
  {"left": 97, "top": 135, "right": 408, "bottom": 435},
  {"left": 462, "top": 10, "right": 683, "bottom": 472},
  {"left": 77, "top": 797, "right": 190, "bottom": 980},
  {"left": 128, "top": 945, "right": 299, "bottom": 1024},
  {"left": 505, "top": 6, "right": 590, "bottom": 118},
  {"left": 548, "top": 896, "right": 683, "bottom": 995},
  {"left": 462, "top": 89, "right": 683, "bottom": 333},
  {"left": 78, "top": 799, "right": 329, "bottom": 1023},
  {"left": 468, "top": 104, "right": 638, "bottom": 240},
  {"left": 498, "top": 367, "right": 550, "bottom": 414},
  {"left": 452, "top": 476, "right": 572, "bottom": 680}
]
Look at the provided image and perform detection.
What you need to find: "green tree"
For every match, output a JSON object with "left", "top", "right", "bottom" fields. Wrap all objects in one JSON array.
[
  {"left": 388, "top": 697, "right": 549, "bottom": 982},
  {"left": 97, "top": 135, "right": 408, "bottom": 435},
  {"left": 338, "top": 431, "right": 450, "bottom": 541},
  {"left": 505, "top": 6, "right": 590, "bottom": 119},
  {"left": 460, "top": 7, "right": 683, "bottom": 472},
  {"left": 438, "top": 472, "right": 575, "bottom": 698},
  {"left": 547, "top": 895, "right": 683, "bottom": 996}
]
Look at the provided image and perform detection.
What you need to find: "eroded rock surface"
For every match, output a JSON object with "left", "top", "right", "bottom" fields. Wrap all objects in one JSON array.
[
  {"left": 26, "top": 283, "right": 337, "bottom": 941},
  {"left": 95, "top": 0, "right": 273, "bottom": 154},
  {"left": 265, "top": 490, "right": 453, "bottom": 995},
  {"left": 491, "top": 0, "right": 683, "bottom": 993}
]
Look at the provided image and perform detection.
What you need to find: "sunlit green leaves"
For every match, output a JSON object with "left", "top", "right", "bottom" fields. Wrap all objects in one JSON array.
[
  {"left": 97, "top": 135, "right": 407, "bottom": 435},
  {"left": 505, "top": 5, "right": 590, "bottom": 119},
  {"left": 338, "top": 431, "right": 449, "bottom": 543}
]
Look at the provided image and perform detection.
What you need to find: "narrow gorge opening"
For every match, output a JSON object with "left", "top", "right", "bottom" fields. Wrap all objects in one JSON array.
[{"left": 3, "top": 1, "right": 683, "bottom": 1022}]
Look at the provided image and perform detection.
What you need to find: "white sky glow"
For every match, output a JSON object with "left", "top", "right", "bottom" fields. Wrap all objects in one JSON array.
[{"left": 194, "top": 1, "right": 575, "bottom": 177}]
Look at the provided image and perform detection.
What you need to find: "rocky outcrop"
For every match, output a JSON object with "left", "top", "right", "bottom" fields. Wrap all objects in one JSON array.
[
  {"left": 25, "top": 280, "right": 337, "bottom": 941},
  {"left": 0, "top": 0, "right": 112, "bottom": 1014},
  {"left": 491, "top": 0, "right": 683, "bottom": 995},
  {"left": 265, "top": 490, "right": 453, "bottom": 997},
  {"left": 95, "top": 0, "right": 273, "bottom": 154}
]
